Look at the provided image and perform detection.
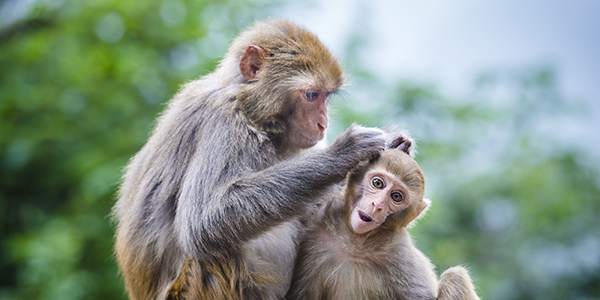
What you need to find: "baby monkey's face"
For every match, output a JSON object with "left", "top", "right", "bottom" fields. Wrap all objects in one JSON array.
[{"left": 349, "top": 168, "right": 410, "bottom": 234}]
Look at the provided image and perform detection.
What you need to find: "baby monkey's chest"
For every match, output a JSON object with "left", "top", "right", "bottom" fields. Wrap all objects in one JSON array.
[{"left": 319, "top": 259, "right": 398, "bottom": 299}]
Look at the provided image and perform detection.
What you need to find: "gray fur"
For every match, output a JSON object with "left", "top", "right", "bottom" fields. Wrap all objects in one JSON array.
[
  {"left": 112, "top": 19, "right": 385, "bottom": 300},
  {"left": 286, "top": 156, "right": 480, "bottom": 300},
  {"left": 287, "top": 192, "right": 439, "bottom": 300}
]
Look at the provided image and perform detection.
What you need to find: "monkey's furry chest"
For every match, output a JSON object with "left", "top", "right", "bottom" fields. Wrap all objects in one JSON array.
[
  {"left": 295, "top": 228, "right": 402, "bottom": 299},
  {"left": 289, "top": 219, "right": 439, "bottom": 300},
  {"left": 242, "top": 219, "right": 301, "bottom": 297}
]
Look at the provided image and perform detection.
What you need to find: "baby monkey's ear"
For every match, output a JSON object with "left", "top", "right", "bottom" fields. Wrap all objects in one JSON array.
[{"left": 409, "top": 198, "right": 431, "bottom": 224}]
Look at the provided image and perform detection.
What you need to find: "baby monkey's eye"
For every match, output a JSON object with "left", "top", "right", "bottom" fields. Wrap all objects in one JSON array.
[
  {"left": 391, "top": 192, "right": 403, "bottom": 203},
  {"left": 371, "top": 178, "right": 384, "bottom": 189}
]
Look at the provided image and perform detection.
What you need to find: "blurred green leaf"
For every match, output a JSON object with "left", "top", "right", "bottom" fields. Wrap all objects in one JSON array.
[
  {"left": 0, "top": 0, "right": 272, "bottom": 299},
  {"left": 1, "top": 1, "right": 598, "bottom": 300}
]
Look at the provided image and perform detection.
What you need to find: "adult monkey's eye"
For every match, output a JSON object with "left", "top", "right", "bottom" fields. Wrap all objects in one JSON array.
[
  {"left": 304, "top": 90, "right": 319, "bottom": 102},
  {"left": 391, "top": 192, "right": 403, "bottom": 203},
  {"left": 371, "top": 178, "right": 384, "bottom": 189}
]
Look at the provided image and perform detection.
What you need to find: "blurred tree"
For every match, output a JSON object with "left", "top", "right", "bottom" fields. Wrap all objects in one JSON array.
[
  {"left": 333, "top": 57, "right": 600, "bottom": 299},
  {"left": 323, "top": 19, "right": 600, "bottom": 299},
  {"left": 0, "top": 0, "right": 274, "bottom": 299},
  {"left": 1, "top": 0, "right": 599, "bottom": 299}
]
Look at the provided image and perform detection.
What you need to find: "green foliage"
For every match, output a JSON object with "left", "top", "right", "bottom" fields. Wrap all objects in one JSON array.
[
  {"left": 1, "top": 1, "right": 598, "bottom": 299},
  {"left": 0, "top": 0, "right": 271, "bottom": 299},
  {"left": 344, "top": 64, "right": 600, "bottom": 299}
]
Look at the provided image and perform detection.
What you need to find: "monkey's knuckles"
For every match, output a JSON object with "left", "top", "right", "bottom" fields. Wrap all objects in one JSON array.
[
  {"left": 385, "top": 131, "right": 416, "bottom": 156},
  {"left": 349, "top": 127, "right": 386, "bottom": 155},
  {"left": 331, "top": 127, "right": 385, "bottom": 162}
]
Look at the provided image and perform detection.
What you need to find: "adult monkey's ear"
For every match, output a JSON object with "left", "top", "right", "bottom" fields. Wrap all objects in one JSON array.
[{"left": 240, "top": 45, "right": 266, "bottom": 81}]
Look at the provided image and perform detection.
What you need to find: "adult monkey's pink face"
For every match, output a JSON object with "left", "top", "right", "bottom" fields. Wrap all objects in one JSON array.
[
  {"left": 286, "top": 88, "right": 334, "bottom": 149},
  {"left": 239, "top": 40, "right": 343, "bottom": 150}
]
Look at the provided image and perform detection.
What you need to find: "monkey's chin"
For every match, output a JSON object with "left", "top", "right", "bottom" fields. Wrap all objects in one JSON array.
[
  {"left": 292, "top": 132, "right": 323, "bottom": 149},
  {"left": 350, "top": 209, "right": 377, "bottom": 234}
]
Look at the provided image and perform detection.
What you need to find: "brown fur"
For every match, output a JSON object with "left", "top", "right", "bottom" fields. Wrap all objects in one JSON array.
[
  {"left": 235, "top": 20, "right": 343, "bottom": 135},
  {"left": 287, "top": 149, "right": 480, "bottom": 300},
  {"left": 166, "top": 256, "right": 275, "bottom": 300},
  {"left": 438, "top": 266, "right": 480, "bottom": 300},
  {"left": 113, "top": 19, "right": 388, "bottom": 300}
]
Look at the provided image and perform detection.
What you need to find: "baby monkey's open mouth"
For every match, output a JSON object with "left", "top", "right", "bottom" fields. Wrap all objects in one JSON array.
[{"left": 358, "top": 210, "right": 373, "bottom": 222}]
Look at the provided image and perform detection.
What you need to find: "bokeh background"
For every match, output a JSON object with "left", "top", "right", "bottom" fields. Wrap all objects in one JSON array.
[{"left": 1, "top": 0, "right": 599, "bottom": 299}]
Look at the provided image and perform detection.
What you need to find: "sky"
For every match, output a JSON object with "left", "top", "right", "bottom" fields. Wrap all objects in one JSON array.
[
  {"left": 2, "top": 0, "right": 597, "bottom": 155},
  {"left": 276, "top": 0, "right": 600, "bottom": 154}
]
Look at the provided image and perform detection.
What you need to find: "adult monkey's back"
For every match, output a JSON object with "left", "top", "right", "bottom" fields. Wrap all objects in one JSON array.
[{"left": 113, "top": 19, "right": 388, "bottom": 300}]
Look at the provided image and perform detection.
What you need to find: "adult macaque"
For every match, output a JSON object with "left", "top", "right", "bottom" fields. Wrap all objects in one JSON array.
[
  {"left": 112, "top": 19, "right": 408, "bottom": 300},
  {"left": 287, "top": 146, "right": 480, "bottom": 300}
]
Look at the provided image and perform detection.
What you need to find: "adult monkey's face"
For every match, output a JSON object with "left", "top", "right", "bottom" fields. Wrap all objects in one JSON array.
[{"left": 286, "top": 88, "right": 333, "bottom": 149}]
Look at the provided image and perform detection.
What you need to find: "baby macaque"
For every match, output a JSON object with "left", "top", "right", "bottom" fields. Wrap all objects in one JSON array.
[{"left": 287, "top": 146, "right": 480, "bottom": 300}]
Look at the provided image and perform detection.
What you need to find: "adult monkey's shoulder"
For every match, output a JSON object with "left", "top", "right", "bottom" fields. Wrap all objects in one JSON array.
[{"left": 113, "top": 19, "right": 387, "bottom": 300}]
